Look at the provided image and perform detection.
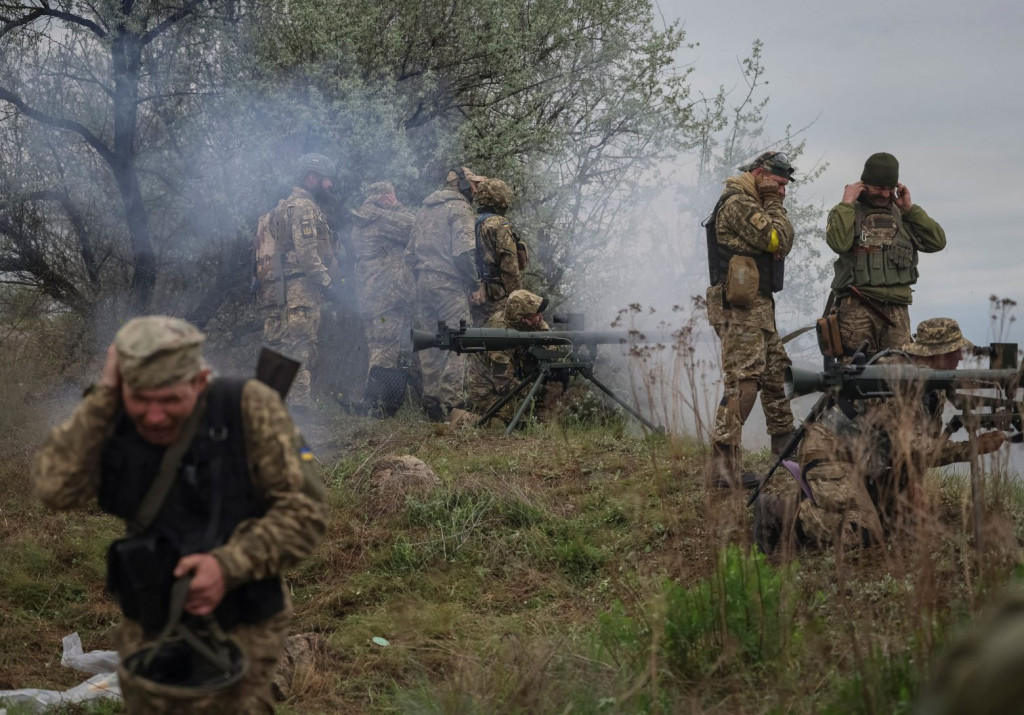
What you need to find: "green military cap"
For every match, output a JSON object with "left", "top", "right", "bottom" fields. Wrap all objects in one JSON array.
[
  {"left": 861, "top": 152, "right": 899, "bottom": 187},
  {"left": 115, "top": 316, "right": 206, "bottom": 389},
  {"left": 903, "top": 317, "right": 972, "bottom": 357}
]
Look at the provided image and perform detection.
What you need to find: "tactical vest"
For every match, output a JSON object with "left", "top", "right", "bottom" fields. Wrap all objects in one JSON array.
[
  {"left": 832, "top": 203, "right": 919, "bottom": 290},
  {"left": 100, "top": 379, "right": 284, "bottom": 634},
  {"left": 703, "top": 190, "right": 784, "bottom": 297}
]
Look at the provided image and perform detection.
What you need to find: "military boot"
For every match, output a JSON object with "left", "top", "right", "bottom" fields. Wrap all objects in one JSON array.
[
  {"left": 752, "top": 492, "right": 787, "bottom": 554},
  {"left": 770, "top": 431, "right": 796, "bottom": 459},
  {"left": 707, "top": 441, "right": 738, "bottom": 489}
]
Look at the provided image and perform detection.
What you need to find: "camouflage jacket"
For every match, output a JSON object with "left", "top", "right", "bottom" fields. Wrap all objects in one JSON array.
[
  {"left": 32, "top": 379, "right": 328, "bottom": 590},
  {"left": 405, "top": 188, "right": 479, "bottom": 291},
  {"left": 351, "top": 199, "right": 415, "bottom": 316},
  {"left": 706, "top": 173, "right": 793, "bottom": 331},
  {"left": 476, "top": 213, "right": 522, "bottom": 303},
  {"left": 255, "top": 187, "right": 337, "bottom": 308}
]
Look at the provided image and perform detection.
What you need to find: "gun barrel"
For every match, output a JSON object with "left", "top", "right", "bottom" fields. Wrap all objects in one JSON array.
[
  {"left": 785, "top": 365, "right": 1021, "bottom": 401},
  {"left": 410, "top": 327, "right": 675, "bottom": 354}
]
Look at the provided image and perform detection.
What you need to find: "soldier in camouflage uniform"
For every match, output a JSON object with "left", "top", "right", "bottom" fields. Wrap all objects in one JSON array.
[
  {"left": 255, "top": 153, "right": 339, "bottom": 411},
  {"left": 471, "top": 178, "right": 524, "bottom": 326},
  {"left": 705, "top": 151, "right": 797, "bottom": 488},
  {"left": 406, "top": 166, "right": 487, "bottom": 421},
  {"left": 32, "top": 316, "right": 328, "bottom": 714},
  {"left": 826, "top": 153, "right": 946, "bottom": 356},
  {"left": 351, "top": 181, "right": 415, "bottom": 416},
  {"left": 465, "top": 289, "right": 551, "bottom": 423},
  {"left": 755, "top": 318, "right": 1006, "bottom": 552}
]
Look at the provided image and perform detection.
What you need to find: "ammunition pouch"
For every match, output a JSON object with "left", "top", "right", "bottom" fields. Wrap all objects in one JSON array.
[
  {"left": 516, "top": 240, "right": 529, "bottom": 271},
  {"left": 816, "top": 314, "right": 843, "bottom": 358},
  {"left": 725, "top": 255, "right": 759, "bottom": 307},
  {"left": 107, "top": 533, "right": 181, "bottom": 635}
]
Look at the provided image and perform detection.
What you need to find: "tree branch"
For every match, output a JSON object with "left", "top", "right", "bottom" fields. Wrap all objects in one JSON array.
[
  {"left": 0, "top": 85, "right": 115, "bottom": 166},
  {"left": 0, "top": 5, "right": 106, "bottom": 39},
  {"left": 140, "top": 0, "right": 206, "bottom": 46}
]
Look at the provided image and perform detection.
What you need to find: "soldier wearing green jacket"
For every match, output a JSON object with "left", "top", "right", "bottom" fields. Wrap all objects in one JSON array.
[{"left": 825, "top": 152, "right": 947, "bottom": 356}]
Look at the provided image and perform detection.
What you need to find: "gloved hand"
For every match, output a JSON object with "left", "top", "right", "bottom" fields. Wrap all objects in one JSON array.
[{"left": 757, "top": 176, "right": 782, "bottom": 203}]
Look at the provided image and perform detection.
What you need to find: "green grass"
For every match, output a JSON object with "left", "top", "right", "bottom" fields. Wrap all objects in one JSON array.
[{"left": 2, "top": 410, "right": 1023, "bottom": 713}]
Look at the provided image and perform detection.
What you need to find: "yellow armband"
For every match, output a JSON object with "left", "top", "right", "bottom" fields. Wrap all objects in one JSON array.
[{"left": 766, "top": 228, "right": 779, "bottom": 253}]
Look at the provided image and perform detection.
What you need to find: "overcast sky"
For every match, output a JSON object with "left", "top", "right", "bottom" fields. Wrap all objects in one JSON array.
[{"left": 658, "top": 0, "right": 1023, "bottom": 348}]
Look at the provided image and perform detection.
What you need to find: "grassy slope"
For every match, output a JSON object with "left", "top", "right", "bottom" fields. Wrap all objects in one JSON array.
[{"left": 2, "top": 406, "right": 1022, "bottom": 714}]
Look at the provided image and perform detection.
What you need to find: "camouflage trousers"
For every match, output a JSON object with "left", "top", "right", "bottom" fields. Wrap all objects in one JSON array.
[
  {"left": 789, "top": 422, "right": 883, "bottom": 550},
  {"left": 836, "top": 295, "right": 911, "bottom": 358},
  {"left": 711, "top": 322, "right": 794, "bottom": 444},
  {"left": 365, "top": 305, "right": 410, "bottom": 371},
  {"left": 115, "top": 607, "right": 291, "bottom": 715},
  {"left": 466, "top": 351, "right": 566, "bottom": 424},
  {"left": 414, "top": 271, "right": 470, "bottom": 416},
  {"left": 260, "top": 279, "right": 323, "bottom": 409}
]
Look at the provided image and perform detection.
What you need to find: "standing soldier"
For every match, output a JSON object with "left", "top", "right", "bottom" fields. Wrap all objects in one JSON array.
[
  {"left": 32, "top": 316, "right": 328, "bottom": 713},
  {"left": 826, "top": 152, "right": 946, "bottom": 357},
  {"left": 705, "top": 151, "right": 797, "bottom": 488},
  {"left": 254, "top": 153, "right": 339, "bottom": 413},
  {"left": 471, "top": 178, "right": 526, "bottom": 326},
  {"left": 406, "top": 165, "right": 486, "bottom": 422},
  {"left": 351, "top": 181, "right": 415, "bottom": 417}
]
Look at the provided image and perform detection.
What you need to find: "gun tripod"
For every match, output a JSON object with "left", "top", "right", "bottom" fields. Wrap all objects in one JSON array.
[{"left": 476, "top": 348, "right": 664, "bottom": 435}]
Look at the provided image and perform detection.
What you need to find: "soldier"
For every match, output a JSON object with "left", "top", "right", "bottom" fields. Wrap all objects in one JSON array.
[
  {"left": 463, "top": 289, "right": 551, "bottom": 425},
  {"left": 254, "top": 153, "right": 339, "bottom": 412},
  {"left": 826, "top": 152, "right": 947, "bottom": 357},
  {"left": 406, "top": 165, "right": 486, "bottom": 422},
  {"left": 471, "top": 178, "right": 525, "bottom": 326},
  {"left": 754, "top": 318, "right": 1006, "bottom": 553},
  {"left": 705, "top": 151, "right": 797, "bottom": 488},
  {"left": 31, "top": 316, "right": 328, "bottom": 713},
  {"left": 350, "top": 181, "right": 415, "bottom": 417}
]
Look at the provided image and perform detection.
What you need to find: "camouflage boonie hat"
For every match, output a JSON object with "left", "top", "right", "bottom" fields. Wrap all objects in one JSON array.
[
  {"left": 475, "top": 178, "right": 513, "bottom": 213},
  {"left": 903, "top": 317, "right": 973, "bottom": 357},
  {"left": 505, "top": 290, "right": 547, "bottom": 325},
  {"left": 115, "top": 316, "right": 206, "bottom": 389},
  {"left": 445, "top": 166, "right": 487, "bottom": 185},
  {"left": 738, "top": 151, "right": 796, "bottom": 181},
  {"left": 296, "top": 153, "right": 337, "bottom": 181},
  {"left": 365, "top": 181, "right": 395, "bottom": 200}
]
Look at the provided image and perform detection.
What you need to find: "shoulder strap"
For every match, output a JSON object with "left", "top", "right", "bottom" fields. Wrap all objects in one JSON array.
[
  {"left": 128, "top": 398, "right": 205, "bottom": 536},
  {"left": 854, "top": 202, "right": 864, "bottom": 240},
  {"left": 475, "top": 212, "right": 497, "bottom": 280}
]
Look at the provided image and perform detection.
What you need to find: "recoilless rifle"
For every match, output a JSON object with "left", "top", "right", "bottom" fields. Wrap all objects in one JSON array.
[
  {"left": 410, "top": 319, "right": 674, "bottom": 435},
  {"left": 747, "top": 342, "right": 1023, "bottom": 507}
]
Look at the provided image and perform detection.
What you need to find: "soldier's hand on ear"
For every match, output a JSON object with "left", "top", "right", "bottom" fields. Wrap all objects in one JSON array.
[
  {"left": 894, "top": 183, "right": 912, "bottom": 213},
  {"left": 174, "top": 553, "right": 227, "bottom": 616},
  {"left": 842, "top": 182, "right": 864, "bottom": 204},
  {"left": 99, "top": 344, "right": 121, "bottom": 390}
]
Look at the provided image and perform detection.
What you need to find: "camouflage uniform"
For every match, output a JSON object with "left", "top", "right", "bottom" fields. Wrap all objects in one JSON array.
[
  {"left": 351, "top": 182, "right": 415, "bottom": 411},
  {"left": 706, "top": 170, "right": 795, "bottom": 450},
  {"left": 471, "top": 179, "right": 523, "bottom": 326},
  {"left": 32, "top": 317, "right": 327, "bottom": 714},
  {"left": 768, "top": 320, "right": 976, "bottom": 550},
  {"left": 406, "top": 176, "right": 483, "bottom": 419},
  {"left": 256, "top": 186, "right": 338, "bottom": 408},
  {"left": 825, "top": 153, "right": 946, "bottom": 355},
  {"left": 465, "top": 290, "right": 552, "bottom": 421}
]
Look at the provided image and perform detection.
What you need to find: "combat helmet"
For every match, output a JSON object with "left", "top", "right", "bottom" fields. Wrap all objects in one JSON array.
[
  {"left": 121, "top": 576, "right": 248, "bottom": 699},
  {"left": 296, "top": 153, "right": 337, "bottom": 182},
  {"left": 475, "top": 178, "right": 514, "bottom": 213}
]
